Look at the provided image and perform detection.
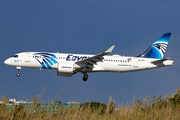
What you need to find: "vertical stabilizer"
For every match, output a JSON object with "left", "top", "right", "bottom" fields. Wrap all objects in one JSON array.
[{"left": 137, "top": 33, "right": 171, "bottom": 59}]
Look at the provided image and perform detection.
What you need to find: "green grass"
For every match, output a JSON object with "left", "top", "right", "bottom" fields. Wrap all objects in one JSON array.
[{"left": 1, "top": 88, "right": 180, "bottom": 120}]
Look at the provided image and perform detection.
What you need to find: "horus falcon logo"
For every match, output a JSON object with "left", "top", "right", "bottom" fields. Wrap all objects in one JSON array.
[
  {"left": 153, "top": 42, "right": 168, "bottom": 55},
  {"left": 33, "top": 53, "right": 58, "bottom": 69}
]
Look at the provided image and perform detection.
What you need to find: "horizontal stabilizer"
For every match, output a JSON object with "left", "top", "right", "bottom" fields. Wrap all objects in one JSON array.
[{"left": 151, "top": 58, "right": 171, "bottom": 64}]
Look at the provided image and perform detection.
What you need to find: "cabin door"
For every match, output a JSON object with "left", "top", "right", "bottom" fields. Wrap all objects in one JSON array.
[
  {"left": 133, "top": 58, "right": 138, "bottom": 67},
  {"left": 25, "top": 53, "right": 31, "bottom": 62}
]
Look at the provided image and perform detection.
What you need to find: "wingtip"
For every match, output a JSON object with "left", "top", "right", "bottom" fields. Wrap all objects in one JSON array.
[{"left": 105, "top": 45, "right": 115, "bottom": 53}]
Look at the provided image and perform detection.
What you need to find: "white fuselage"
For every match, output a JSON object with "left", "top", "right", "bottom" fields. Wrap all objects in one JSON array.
[
  {"left": 4, "top": 33, "right": 173, "bottom": 81},
  {"left": 4, "top": 52, "right": 174, "bottom": 73}
]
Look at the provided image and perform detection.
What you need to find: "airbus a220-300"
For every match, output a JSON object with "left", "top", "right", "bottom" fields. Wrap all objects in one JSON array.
[{"left": 4, "top": 33, "right": 174, "bottom": 81}]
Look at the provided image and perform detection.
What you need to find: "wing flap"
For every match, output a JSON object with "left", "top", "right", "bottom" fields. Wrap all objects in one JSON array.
[
  {"left": 87, "top": 65, "right": 94, "bottom": 68},
  {"left": 89, "top": 61, "right": 96, "bottom": 65}
]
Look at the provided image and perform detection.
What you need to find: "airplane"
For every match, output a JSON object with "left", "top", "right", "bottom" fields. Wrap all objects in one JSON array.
[{"left": 4, "top": 33, "right": 174, "bottom": 81}]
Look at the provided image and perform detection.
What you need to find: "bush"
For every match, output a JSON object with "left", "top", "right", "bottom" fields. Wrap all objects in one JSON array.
[{"left": 80, "top": 102, "right": 107, "bottom": 114}]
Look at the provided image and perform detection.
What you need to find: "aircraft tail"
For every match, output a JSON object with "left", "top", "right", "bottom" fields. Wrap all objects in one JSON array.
[{"left": 137, "top": 33, "right": 171, "bottom": 59}]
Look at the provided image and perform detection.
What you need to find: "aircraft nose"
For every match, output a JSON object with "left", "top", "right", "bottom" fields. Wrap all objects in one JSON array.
[{"left": 4, "top": 59, "right": 11, "bottom": 65}]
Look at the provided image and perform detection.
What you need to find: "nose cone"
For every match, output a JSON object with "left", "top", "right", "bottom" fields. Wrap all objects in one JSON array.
[
  {"left": 4, "top": 58, "right": 11, "bottom": 65},
  {"left": 4, "top": 59, "right": 8, "bottom": 65}
]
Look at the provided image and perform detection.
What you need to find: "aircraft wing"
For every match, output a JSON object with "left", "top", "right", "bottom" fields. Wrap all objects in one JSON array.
[
  {"left": 151, "top": 58, "right": 171, "bottom": 64},
  {"left": 75, "top": 45, "right": 115, "bottom": 68}
]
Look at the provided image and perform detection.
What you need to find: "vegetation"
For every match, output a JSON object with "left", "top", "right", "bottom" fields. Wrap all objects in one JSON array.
[
  {"left": 80, "top": 102, "right": 107, "bottom": 114},
  {"left": 1, "top": 87, "right": 180, "bottom": 120}
]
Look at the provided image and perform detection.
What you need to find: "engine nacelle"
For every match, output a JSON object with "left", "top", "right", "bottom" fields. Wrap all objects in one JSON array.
[{"left": 57, "top": 63, "right": 74, "bottom": 77}]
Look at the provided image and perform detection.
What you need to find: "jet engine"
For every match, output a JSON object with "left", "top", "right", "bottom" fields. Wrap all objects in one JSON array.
[{"left": 57, "top": 63, "right": 74, "bottom": 77}]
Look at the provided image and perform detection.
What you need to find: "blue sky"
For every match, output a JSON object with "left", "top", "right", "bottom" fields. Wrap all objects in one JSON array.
[{"left": 1, "top": 0, "right": 180, "bottom": 104}]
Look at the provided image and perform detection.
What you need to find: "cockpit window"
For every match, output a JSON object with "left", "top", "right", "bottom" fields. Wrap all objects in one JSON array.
[{"left": 13, "top": 55, "right": 18, "bottom": 58}]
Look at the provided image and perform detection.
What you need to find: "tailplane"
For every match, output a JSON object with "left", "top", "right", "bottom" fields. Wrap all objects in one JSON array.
[{"left": 137, "top": 33, "right": 171, "bottom": 59}]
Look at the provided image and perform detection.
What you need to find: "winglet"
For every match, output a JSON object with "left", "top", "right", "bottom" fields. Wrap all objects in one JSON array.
[{"left": 105, "top": 45, "right": 115, "bottom": 53}]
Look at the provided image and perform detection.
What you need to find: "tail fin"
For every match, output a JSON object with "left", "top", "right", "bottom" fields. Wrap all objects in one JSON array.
[{"left": 137, "top": 33, "right": 171, "bottom": 59}]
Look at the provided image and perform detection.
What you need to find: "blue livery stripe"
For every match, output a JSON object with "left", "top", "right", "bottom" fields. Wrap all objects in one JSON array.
[
  {"left": 41, "top": 62, "right": 47, "bottom": 69},
  {"left": 149, "top": 46, "right": 162, "bottom": 59},
  {"left": 49, "top": 57, "right": 58, "bottom": 64},
  {"left": 45, "top": 58, "right": 53, "bottom": 65},
  {"left": 43, "top": 59, "right": 52, "bottom": 69},
  {"left": 48, "top": 54, "right": 57, "bottom": 59}
]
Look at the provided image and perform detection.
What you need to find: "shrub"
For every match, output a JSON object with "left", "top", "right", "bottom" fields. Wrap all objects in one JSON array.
[{"left": 80, "top": 102, "right": 107, "bottom": 114}]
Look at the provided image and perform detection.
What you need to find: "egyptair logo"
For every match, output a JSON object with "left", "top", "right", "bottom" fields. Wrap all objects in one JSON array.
[
  {"left": 153, "top": 42, "right": 168, "bottom": 55},
  {"left": 33, "top": 53, "right": 58, "bottom": 69}
]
